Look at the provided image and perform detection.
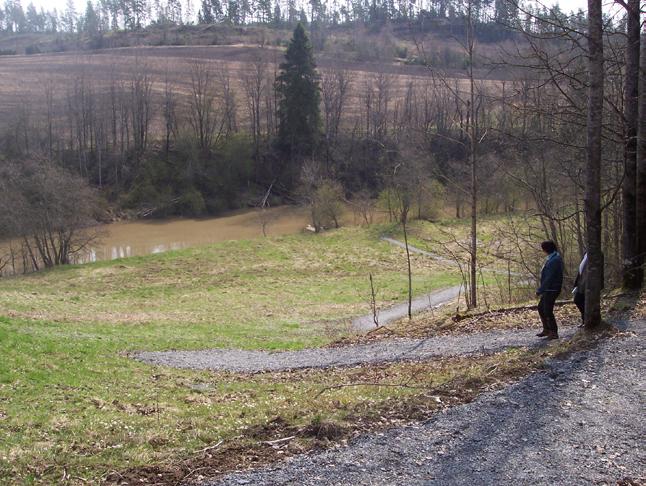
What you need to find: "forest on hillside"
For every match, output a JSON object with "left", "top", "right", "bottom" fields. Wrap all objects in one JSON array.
[{"left": 0, "top": 0, "right": 587, "bottom": 43}]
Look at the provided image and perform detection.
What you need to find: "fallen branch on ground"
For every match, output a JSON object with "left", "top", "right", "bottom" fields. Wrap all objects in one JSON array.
[
  {"left": 316, "top": 382, "right": 432, "bottom": 398},
  {"left": 195, "top": 440, "right": 224, "bottom": 454},
  {"left": 262, "top": 436, "right": 296, "bottom": 446},
  {"left": 452, "top": 300, "right": 574, "bottom": 322}
]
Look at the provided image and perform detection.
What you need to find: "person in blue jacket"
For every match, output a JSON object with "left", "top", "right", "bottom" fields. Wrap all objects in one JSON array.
[{"left": 536, "top": 240, "right": 564, "bottom": 340}]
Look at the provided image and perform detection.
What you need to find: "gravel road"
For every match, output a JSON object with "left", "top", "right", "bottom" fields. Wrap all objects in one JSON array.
[
  {"left": 201, "top": 319, "right": 646, "bottom": 486},
  {"left": 135, "top": 325, "right": 578, "bottom": 373},
  {"left": 351, "top": 285, "right": 461, "bottom": 331},
  {"left": 381, "top": 236, "right": 457, "bottom": 264}
]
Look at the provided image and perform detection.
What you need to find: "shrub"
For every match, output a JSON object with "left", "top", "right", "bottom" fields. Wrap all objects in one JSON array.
[
  {"left": 394, "top": 45, "right": 408, "bottom": 59},
  {"left": 177, "top": 188, "right": 207, "bottom": 216},
  {"left": 311, "top": 180, "right": 344, "bottom": 231},
  {"left": 0, "top": 159, "right": 99, "bottom": 269}
]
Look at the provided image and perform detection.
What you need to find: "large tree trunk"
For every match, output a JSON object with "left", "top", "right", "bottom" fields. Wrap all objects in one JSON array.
[
  {"left": 467, "top": 0, "right": 478, "bottom": 309},
  {"left": 621, "top": 0, "right": 642, "bottom": 289},
  {"left": 636, "top": 27, "right": 646, "bottom": 285},
  {"left": 584, "top": 0, "right": 604, "bottom": 329}
]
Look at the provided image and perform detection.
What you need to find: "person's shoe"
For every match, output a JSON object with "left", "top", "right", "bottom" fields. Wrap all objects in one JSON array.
[
  {"left": 536, "top": 331, "right": 548, "bottom": 337},
  {"left": 545, "top": 332, "right": 559, "bottom": 340}
]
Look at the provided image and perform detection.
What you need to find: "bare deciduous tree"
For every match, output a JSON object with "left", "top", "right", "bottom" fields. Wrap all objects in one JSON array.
[
  {"left": 188, "top": 61, "right": 224, "bottom": 152},
  {"left": 162, "top": 73, "right": 178, "bottom": 156},
  {"left": 321, "top": 67, "right": 352, "bottom": 167},
  {"left": 128, "top": 65, "right": 154, "bottom": 156},
  {"left": 0, "top": 160, "right": 100, "bottom": 272},
  {"left": 243, "top": 55, "right": 267, "bottom": 159}
]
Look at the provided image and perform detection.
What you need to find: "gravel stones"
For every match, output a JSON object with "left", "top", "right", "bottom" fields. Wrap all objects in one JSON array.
[
  {"left": 135, "top": 325, "right": 578, "bottom": 373},
  {"left": 201, "top": 320, "right": 646, "bottom": 486}
]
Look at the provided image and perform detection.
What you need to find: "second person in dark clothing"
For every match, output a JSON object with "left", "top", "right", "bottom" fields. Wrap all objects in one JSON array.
[{"left": 536, "top": 240, "right": 564, "bottom": 340}]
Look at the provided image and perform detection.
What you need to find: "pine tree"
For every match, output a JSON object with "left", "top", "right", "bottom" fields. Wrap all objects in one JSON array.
[
  {"left": 276, "top": 23, "right": 321, "bottom": 183},
  {"left": 211, "top": 0, "right": 223, "bottom": 20},
  {"left": 83, "top": 1, "right": 100, "bottom": 35},
  {"left": 227, "top": 0, "right": 239, "bottom": 23},
  {"left": 272, "top": 1, "right": 281, "bottom": 25},
  {"left": 62, "top": 0, "right": 76, "bottom": 33},
  {"left": 199, "top": 0, "right": 213, "bottom": 22},
  {"left": 25, "top": 2, "right": 39, "bottom": 32}
]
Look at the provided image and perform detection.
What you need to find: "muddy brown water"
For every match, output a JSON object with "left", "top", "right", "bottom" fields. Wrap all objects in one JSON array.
[
  {"left": 84, "top": 205, "right": 312, "bottom": 263},
  {"left": 1, "top": 205, "right": 383, "bottom": 275}
]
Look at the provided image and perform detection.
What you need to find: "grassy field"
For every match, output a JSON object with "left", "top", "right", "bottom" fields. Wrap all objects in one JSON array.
[
  {"left": 1, "top": 311, "right": 557, "bottom": 485},
  {"left": 391, "top": 216, "right": 537, "bottom": 267},
  {"left": 0, "top": 226, "right": 458, "bottom": 351},
  {"left": 0, "top": 225, "right": 467, "bottom": 484},
  {"left": 384, "top": 216, "right": 547, "bottom": 306}
]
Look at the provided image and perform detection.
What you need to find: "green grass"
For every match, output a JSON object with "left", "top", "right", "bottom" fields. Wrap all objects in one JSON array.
[
  {"left": 0, "top": 225, "right": 463, "bottom": 483},
  {"left": 0, "top": 227, "right": 458, "bottom": 352},
  {"left": 384, "top": 216, "right": 547, "bottom": 274},
  {"left": 0, "top": 312, "right": 555, "bottom": 484}
]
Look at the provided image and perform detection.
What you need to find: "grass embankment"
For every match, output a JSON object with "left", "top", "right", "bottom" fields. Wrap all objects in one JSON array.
[
  {"left": 0, "top": 226, "right": 463, "bottom": 484},
  {"left": 385, "top": 216, "right": 547, "bottom": 306},
  {"left": 387, "top": 216, "right": 529, "bottom": 268}
]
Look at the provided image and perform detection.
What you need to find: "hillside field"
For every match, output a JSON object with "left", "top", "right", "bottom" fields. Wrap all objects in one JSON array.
[{"left": 0, "top": 39, "right": 506, "bottom": 133}]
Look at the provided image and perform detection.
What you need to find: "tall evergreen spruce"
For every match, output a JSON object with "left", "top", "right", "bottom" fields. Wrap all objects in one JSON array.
[{"left": 276, "top": 23, "right": 320, "bottom": 186}]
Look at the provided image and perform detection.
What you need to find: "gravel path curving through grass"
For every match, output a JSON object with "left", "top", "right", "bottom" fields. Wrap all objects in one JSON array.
[
  {"left": 381, "top": 236, "right": 457, "bottom": 265},
  {"left": 135, "top": 237, "right": 550, "bottom": 373},
  {"left": 201, "top": 320, "right": 646, "bottom": 486},
  {"left": 351, "top": 285, "right": 461, "bottom": 331},
  {"left": 135, "top": 325, "right": 578, "bottom": 373}
]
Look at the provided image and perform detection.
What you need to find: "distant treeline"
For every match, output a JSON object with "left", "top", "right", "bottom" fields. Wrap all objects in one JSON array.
[{"left": 0, "top": 0, "right": 588, "bottom": 44}]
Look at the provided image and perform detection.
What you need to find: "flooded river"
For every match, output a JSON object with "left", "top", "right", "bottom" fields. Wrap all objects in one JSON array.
[
  {"left": 1, "top": 205, "right": 381, "bottom": 275},
  {"left": 0, "top": 206, "right": 384, "bottom": 275},
  {"left": 85, "top": 205, "right": 312, "bottom": 262}
]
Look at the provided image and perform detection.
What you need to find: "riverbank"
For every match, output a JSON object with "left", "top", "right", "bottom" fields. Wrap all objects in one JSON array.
[{"left": 1, "top": 204, "right": 396, "bottom": 277}]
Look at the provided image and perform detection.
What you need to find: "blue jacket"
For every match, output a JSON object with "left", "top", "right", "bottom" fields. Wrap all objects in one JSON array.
[{"left": 538, "top": 252, "right": 564, "bottom": 294}]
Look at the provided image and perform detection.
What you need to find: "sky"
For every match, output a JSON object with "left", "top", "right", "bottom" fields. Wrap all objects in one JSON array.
[{"left": 28, "top": 0, "right": 592, "bottom": 15}]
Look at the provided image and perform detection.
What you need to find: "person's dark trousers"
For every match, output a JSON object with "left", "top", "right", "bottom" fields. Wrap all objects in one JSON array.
[
  {"left": 538, "top": 291, "right": 559, "bottom": 334},
  {"left": 574, "top": 292, "right": 585, "bottom": 324}
]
